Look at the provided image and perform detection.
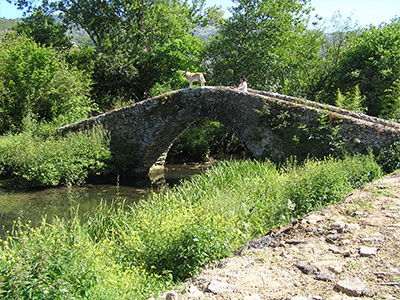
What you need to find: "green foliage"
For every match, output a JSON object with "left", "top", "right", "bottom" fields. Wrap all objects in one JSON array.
[
  {"left": 147, "top": 36, "right": 207, "bottom": 97},
  {"left": 0, "top": 217, "right": 169, "bottom": 300},
  {"left": 0, "top": 126, "right": 111, "bottom": 187},
  {"left": 0, "top": 18, "right": 19, "bottom": 32},
  {"left": 258, "top": 109, "right": 345, "bottom": 162},
  {"left": 0, "top": 156, "right": 381, "bottom": 299},
  {"left": 375, "top": 141, "right": 400, "bottom": 173},
  {"left": 282, "top": 155, "right": 380, "bottom": 216},
  {"left": 167, "top": 120, "right": 245, "bottom": 162},
  {"left": 0, "top": 32, "right": 94, "bottom": 134},
  {"left": 205, "top": 0, "right": 318, "bottom": 95},
  {"left": 14, "top": 10, "right": 72, "bottom": 49},
  {"left": 318, "top": 20, "right": 400, "bottom": 119},
  {"left": 10, "top": 0, "right": 215, "bottom": 104},
  {"left": 334, "top": 85, "right": 366, "bottom": 113}
]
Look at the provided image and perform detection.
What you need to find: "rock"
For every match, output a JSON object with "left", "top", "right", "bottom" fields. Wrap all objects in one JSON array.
[
  {"left": 330, "top": 222, "right": 345, "bottom": 233},
  {"left": 244, "top": 294, "right": 263, "bottom": 300},
  {"left": 187, "top": 285, "right": 204, "bottom": 298},
  {"left": 328, "top": 264, "right": 343, "bottom": 274},
  {"left": 314, "top": 270, "right": 335, "bottom": 282},
  {"left": 359, "top": 246, "right": 377, "bottom": 257},
  {"left": 335, "top": 279, "right": 368, "bottom": 297},
  {"left": 206, "top": 280, "right": 236, "bottom": 294},
  {"left": 329, "top": 246, "right": 342, "bottom": 254},
  {"left": 285, "top": 239, "right": 308, "bottom": 245},
  {"left": 360, "top": 236, "right": 384, "bottom": 243},
  {"left": 291, "top": 297, "right": 310, "bottom": 300},
  {"left": 163, "top": 291, "right": 178, "bottom": 300},
  {"left": 326, "top": 233, "right": 341, "bottom": 244},
  {"left": 295, "top": 260, "right": 314, "bottom": 274}
]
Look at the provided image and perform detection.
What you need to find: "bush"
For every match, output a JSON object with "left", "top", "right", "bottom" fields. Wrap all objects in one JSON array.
[
  {"left": 375, "top": 141, "right": 400, "bottom": 173},
  {"left": 0, "top": 32, "right": 94, "bottom": 134},
  {"left": 0, "top": 126, "right": 111, "bottom": 187}
]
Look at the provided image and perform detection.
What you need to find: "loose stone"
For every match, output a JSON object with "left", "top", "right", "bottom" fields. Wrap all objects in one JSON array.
[
  {"left": 206, "top": 280, "right": 236, "bottom": 294},
  {"left": 163, "top": 291, "right": 178, "bottom": 300},
  {"left": 328, "top": 264, "right": 344, "bottom": 274},
  {"left": 295, "top": 260, "right": 314, "bottom": 274},
  {"left": 314, "top": 270, "right": 335, "bottom": 282},
  {"left": 187, "top": 285, "right": 204, "bottom": 298},
  {"left": 335, "top": 279, "right": 368, "bottom": 297},
  {"left": 359, "top": 246, "right": 377, "bottom": 257}
]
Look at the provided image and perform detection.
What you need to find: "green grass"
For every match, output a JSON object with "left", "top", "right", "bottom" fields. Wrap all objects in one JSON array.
[
  {"left": 0, "top": 155, "right": 381, "bottom": 299},
  {"left": 0, "top": 126, "right": 111, "bottom": 187}
]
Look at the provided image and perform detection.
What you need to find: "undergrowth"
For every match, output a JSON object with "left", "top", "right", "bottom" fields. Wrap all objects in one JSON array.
[
  {"left": 0, "top": 126, "right": 111, "bottom": 187},
  {"left": 0, "top": 155, "right": 381, "bottom": 299}
]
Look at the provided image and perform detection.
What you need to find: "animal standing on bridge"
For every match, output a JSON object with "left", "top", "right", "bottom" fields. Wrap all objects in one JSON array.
[{"left": 182, "top": 71, "right": 206, "bottom": 88}]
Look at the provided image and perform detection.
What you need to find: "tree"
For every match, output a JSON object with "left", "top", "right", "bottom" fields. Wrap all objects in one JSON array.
[
  {"left": 205, "top": 0, "right": 317, "bottom": 95},
  {"left": 318, "top": 19, "right": 400, "bottom": 119},
  {"left": 14, "top": 10, "right": 72, "bottom": 49},
  {"left": 9, "top": 0, "right": 219, "bottom": 105}
]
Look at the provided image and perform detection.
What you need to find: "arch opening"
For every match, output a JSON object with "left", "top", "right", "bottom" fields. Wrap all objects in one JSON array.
[{"left": 166, "top": 119, "right": 252, "bottom": 165}]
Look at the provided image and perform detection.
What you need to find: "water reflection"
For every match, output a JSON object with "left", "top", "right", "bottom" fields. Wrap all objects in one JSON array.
[{"left": 0, "top": 163, "right": 209, "bottom": 236}]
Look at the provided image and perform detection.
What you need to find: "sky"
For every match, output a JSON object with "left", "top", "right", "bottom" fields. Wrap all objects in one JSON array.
[{"left": 1, "top": 0, "right": 399, "bottom": 28}]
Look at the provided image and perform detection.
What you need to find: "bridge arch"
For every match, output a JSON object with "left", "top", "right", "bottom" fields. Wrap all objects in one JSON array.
[{"left": 59, "top": 87, "right": 400, "bottom": 176}]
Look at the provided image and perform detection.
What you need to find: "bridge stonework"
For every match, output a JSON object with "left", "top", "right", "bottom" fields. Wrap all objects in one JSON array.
[{"left": 59, "top": 87, "right": 400, "bottom": 175}]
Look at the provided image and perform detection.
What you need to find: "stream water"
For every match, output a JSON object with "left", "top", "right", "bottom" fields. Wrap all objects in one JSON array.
[{"left": 0, "top": 164, "right": 208, "bottom": 237}]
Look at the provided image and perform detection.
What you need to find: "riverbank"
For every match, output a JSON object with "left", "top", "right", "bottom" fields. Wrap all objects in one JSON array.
[
  {"left": 0, "top": 156, "right": 383, "bottom": 299},
  {"left": 172, "top": 171, "right": 400, "bottom": 300}
]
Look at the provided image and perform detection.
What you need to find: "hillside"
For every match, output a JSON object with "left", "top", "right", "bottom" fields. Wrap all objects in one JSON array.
[{"left": 0, "top": 18, "right": 19, "bottom": 31}]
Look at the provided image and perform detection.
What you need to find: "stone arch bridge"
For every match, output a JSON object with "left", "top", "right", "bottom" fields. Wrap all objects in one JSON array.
[{"left": 59, "top": 87, "right": 400, "bottom": 175}]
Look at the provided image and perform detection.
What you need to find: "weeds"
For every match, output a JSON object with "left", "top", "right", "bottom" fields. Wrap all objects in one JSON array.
[{"left": 0, "top": 125, "right": 111, "bottom": 187}]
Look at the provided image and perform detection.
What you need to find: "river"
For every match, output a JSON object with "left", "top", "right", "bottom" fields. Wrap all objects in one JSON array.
[{"left": 0, "top": 164, "right": 208, "bottom": 237}]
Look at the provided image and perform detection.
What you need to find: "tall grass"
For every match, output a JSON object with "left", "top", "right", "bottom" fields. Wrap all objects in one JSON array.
[
  {"left": 0, "top": 126, "right": 111, "bottom": 187},
  {"left": 0, "top": 155, "right": 381, "bottom": 299}
]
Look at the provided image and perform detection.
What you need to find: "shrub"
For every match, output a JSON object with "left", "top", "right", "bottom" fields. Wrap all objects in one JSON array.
[
  {"left": 0, "top": 126, "right": 111, "bottom": 187},
  {"left": 375, "top": 141, "right": 400, "bottom": 173},
  {"left": 0, "top": 32, "right": 94, "bottom": 134}
]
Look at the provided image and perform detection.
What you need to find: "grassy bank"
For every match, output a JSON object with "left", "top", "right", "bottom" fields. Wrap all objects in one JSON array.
[
  {"left": 0, "top": 155, "right": 381, "bottom": 299},
  {"left": 0, "top": 126, "right": 111, "bottom": 187}
]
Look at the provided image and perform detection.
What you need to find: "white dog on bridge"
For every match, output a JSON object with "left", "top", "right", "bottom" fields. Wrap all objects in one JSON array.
[{"left": 182, "top": 71, "right": 206, "bottom": 88}]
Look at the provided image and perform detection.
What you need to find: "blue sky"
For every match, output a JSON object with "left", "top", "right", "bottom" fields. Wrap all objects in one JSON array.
[{"left": 1, "top": 0, "right": 399, "bottom": 28}]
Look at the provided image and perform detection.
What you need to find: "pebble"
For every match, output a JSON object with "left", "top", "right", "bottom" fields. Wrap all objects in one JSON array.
[
  {"left": 187, "top": 285, "right": 204, "bottom": 298},
  {"left": 346, "top": 223, "right": 361, "bottom": 232},
  {"left": 314, "top": 270, "right": 335, "bottom": 282},
  {"left": 326, "top": 233, "right": 341, "bottom": 244},
  {"left": 295, "top": 260, "right": 314, "bottom": 274},
  {"left": 328, "top": 264, "right": 344, "bottom": 274},
  {"left": 163, "top": 291, "right": 178, "bottom": 300},
  {"left": 206, "top": 280, "right": 236, "bottom": 294},
  {"left": 359, "top": 246, "right": 377, "bottom": 257},
  {"left": 329, "top": 246, "right": 342, "bottom": 254},
  {"left": 335, "top": 279, "right": 368, "bottom": 297}
]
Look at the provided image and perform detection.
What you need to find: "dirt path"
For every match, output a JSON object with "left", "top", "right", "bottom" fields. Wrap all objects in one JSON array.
[{"left": 166, "top": 171, "right": 400, "bottom": 300}]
